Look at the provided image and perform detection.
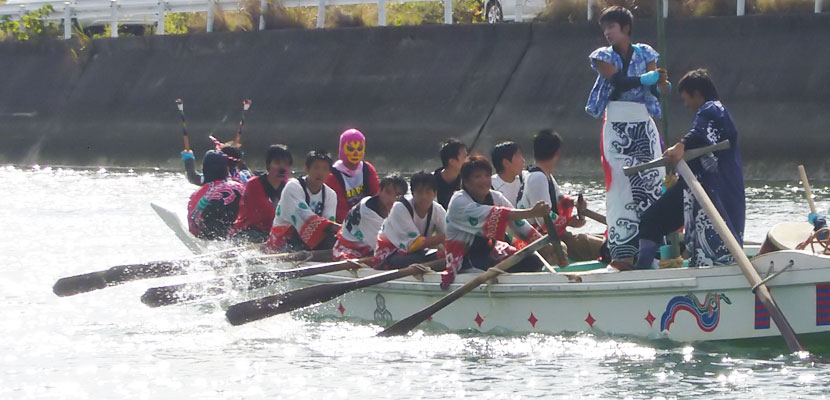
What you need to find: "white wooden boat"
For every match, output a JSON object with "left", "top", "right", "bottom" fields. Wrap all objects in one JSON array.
[
  {"left": 153, "top": 204, "right": 830, "bottom": 344},
  {"left": 285, "top": 247, "right": 830, "bottom": 343}
]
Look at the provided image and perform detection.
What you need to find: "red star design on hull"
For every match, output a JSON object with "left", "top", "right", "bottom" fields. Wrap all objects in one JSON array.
[
  {"left": 474, "top": 312, "right": 484, "bottom": 327},
  {"left": 585, "top": 312, "right": 596, "bottom": 327},
  {"left": 645, "top": 310, "right": 656, "bottom": 327},
  {"left": 528, "top": 312, "right": 538, "bottom": 328},
  {"left": 426, "top": 315, "right": 433, "bottom": 322},
  {"left": 337, "top": 302, "right": 346, "bottom": 315}
]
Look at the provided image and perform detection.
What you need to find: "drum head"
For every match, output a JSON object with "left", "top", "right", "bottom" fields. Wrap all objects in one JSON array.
[{"left": 767, "top": 221, "right": 814, "bottom": 250}]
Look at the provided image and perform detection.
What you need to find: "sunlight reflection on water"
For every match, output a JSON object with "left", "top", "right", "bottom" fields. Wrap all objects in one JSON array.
[{"left": 1, "top": 166, "right": 830, "bottom": 399}]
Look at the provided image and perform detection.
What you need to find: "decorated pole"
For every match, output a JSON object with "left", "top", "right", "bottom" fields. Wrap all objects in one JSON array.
[
  {"left": 234, "top": 99, "right": 252, "bottom": 147},
  {"left": 176, "top": 98, "right": 190, "bottom": 152}
]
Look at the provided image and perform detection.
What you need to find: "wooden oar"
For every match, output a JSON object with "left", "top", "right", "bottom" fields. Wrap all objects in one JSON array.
[
  {"left": 623, "top": 141, "right": 730, "bottom": 177},
  {"left": 175, "top": 98, "right": 190, "bottom": 152},
  {"left": 378, "top": 215, "right": 556, "bottom": 337},
  {"left": 52, "top": 247, "right": 324, "bottom": 297},
  {"left": 676, "top": 159, "right": 806, "bottom": 354},
  {"left": 226, "top": 259, "right": 446, "bottom": 326},
  {"left": 798, "top": 165, "right": 818, "bottom": 214},
  {"left": 141, "top": 255, "right": 370, "bottom": 307},
  {"left": 583, "top": 208, "right": 606, "bottom": 225}
]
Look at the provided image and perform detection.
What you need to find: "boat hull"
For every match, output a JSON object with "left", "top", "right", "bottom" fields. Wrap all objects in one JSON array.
[{"left": 292, "top": 250, "right": 830, "bottom": 343}]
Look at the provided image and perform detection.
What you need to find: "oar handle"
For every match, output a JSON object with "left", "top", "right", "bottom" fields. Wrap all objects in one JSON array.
[
  {"left": 623, "top": 141, "right": 730, "bottom": 177},
  {"left": 676, "top": 160, "right": 806, "bottom": 353},
  {"left": 798, "top": 165, "right": 817, "bottom": 214}
]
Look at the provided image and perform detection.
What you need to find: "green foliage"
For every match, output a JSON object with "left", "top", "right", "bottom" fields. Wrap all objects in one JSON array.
[
  {"left": 0, "top": 4, "right": 59, "bottom": 42},
  {"left": 165, "top": 12, "right": 191, "bottom": 34}
]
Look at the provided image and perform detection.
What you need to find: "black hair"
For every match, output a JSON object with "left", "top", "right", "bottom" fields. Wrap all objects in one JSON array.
[
  {"left": 533, "top": 129, "right": 562, "bottom": 161},
  {"left": 678, "top": 68, "right": 720, "bottom": 102},
  {"left": 265, "top": 144, "right": 293, "bottom": 169},
  {"left": 491, "top": 141, "right": 522, "bottom": 174},
  {"left": 439, "top": 139, "right": 468, "bottom": 168},
  {"left": 380, "top": 174, "right": 409, "bottom": 194},
  {"left": 202, "top": 150, "right": 229, "bottom": 182},
  {"left": 460, "top": 155, "right": 493, "bottom": 185},
  {"left": 219, "top": 145, "right": 243, "bottom": 167},
  {"left": 305, "top": 150, "right": 333, "bottom": 168},
  {"left": 599, "top": 6, "right": 634, "bottom": 36},
  {"left": 410, "top": 170, "right": 437, "bottom": 192}
]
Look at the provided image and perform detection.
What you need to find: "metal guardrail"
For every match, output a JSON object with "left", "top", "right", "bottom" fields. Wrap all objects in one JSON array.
[
  {"left": 0, "top": 0, "right": 825, "bottom": 39},
  {"left": 0, "top": 0, "right": 453, "bottom": 38}
]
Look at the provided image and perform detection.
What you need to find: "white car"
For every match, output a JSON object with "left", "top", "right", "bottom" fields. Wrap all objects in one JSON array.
[{"left": 484, "top": 0, "right": 546, "bottom": 23}]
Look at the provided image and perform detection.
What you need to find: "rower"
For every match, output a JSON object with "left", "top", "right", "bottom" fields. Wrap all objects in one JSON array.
[
  {"left": 182, "top": 139, "right": 252, "bottom": 186},
  {"left": 433, "top": 138, "right": 468, "bottom": 210},
  {"left": 517, "top": 130, "right": 604, "bottom": 262},
  {"left": 490, "top": 141, "right": 528, "bottom": 207},
  {"left": 326, "top": 129, "right": 381, "bottom": 223},
  {"left": 229, "top": 144, "right": 293, "bottom": 243},
  {"left": 266, "top": 150, "right": 340, "bottom": 253},
  {"left": 585, "top": 6, "right": 671, "bottom": 266},
  {"left": 634, "top": 68, "right": 745, "bottom": 269},
  {"left": 375, "top": 171, "right": 448, "bottom": 269},
  {"left": 332, "top": 175, "right": 408, "bottom": 261},
  {"left": 441, "top": 155, "right": 553, "bottom": 289},
  {"left": 187, "top": 150, "right": 245, "bottom": 240}
]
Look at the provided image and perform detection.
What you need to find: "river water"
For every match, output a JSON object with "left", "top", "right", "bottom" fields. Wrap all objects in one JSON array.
[{"left": 2, "top": 165, "right": 830, "bottom": 399}]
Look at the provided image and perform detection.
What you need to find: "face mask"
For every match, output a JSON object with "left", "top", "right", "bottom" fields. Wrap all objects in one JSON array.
[{"left": 339, "top": 129, "right": 366, "bottom": 166}]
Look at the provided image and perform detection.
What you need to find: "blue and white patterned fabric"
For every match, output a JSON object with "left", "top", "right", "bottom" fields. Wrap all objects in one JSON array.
[
  {"left": 585, "top": 43, "right": 662, "bottom": 119},
  {"left": 681, "top": 101, "right": 745, "bottom": 267}
]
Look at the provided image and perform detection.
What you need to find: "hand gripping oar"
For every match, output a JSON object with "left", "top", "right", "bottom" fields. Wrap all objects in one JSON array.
[
  {"left": 233, "top": 99, "right": 252, "bottom": 147},
  {"left": 623, "top": 141, "right": 730, "bottom": 177},
  {"left": 677, "top": 159, "right": 807, "bottom": 354},
  {"left": 141, "top": 255, "right": 370, "bottom": 308},
  {"left": 226, "top": 259, "right": 446, "bottom": 326},
  {"left": 176, "top": 99, "right": 190, "bottom": 152},
  {"left": 378, "top": 215, "right": 557, "bottom": 337},
  {"left": 52, "top": 246, "right": 319, "bottom": 297}
]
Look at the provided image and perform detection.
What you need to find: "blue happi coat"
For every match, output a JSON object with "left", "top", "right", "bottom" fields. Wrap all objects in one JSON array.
[{"left": 682, "top": 101, "right": 745, "bottom": 267}]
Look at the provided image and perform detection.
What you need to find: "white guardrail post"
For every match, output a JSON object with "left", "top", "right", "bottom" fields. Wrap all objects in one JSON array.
[
  {"left": 259, "top": 0, "right": 267, "bottom": 29},
  {"left": 316, "top": 0, "right": 325, "bottom": 28},
  {"left": 63, "top": 1, "right": 72, "bottom": 39},
  {"left": 515, "top": 0, "right": 523, "bottom": 22},
  {"left": 157, "top": 0, "right": 165, "bottom": 34},
  {"left": 443, "top": 0, "right": 451, "bottom": 23},
  {"left": 17, "top": 5, "right": 27, "bottom": 35},
  {"left": 109, "top": 0, "right": 118, "bottom": 37},
  {"left": 816, "top": 0, "right": 822, "bottom": 13},
  {"left": 587, "top": 0, "right": 594, "bottom": 20},
  {"left": 377, "top": 0, "right": 386, "bottom": 26},
  {"left": 663, "top": 0, "right": 668, "bottom": 17},
  {"left": 737, "top": 0, "right": 745, "bottom": 15},
  {"left": 206, "top": 0, "right": 214, "bottom": 32}
]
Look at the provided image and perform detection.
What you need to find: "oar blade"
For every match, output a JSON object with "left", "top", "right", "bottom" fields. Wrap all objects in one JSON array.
[
  {"left": 53, "top": 272, "right": 108, "bottom": 297},
  {"left": 226, "top": 294, "right": 286, "bottom": 326},
  {"left": 141, "top": 279, "right": 226, "bottom": 308}
]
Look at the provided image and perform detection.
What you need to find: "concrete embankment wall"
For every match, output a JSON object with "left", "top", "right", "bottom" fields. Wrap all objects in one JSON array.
[{"left": 1, "top": 14, "right": 829, "bottom": 180}]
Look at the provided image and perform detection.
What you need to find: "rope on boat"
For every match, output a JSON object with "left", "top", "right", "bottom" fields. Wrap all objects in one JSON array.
[{"left": 796, "top": 227, "right": 830, "bottom": 255}]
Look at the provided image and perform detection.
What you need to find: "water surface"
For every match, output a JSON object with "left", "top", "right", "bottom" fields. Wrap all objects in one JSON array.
[{"left": 2, "top": 166, "right": 829, "bottom": 399}]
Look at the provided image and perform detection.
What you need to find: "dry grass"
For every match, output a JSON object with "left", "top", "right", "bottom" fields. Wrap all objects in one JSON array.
[
  {"left": 750, "top": 0, "right": 816, "bottom": 14},
  {"left": 538, "top": 0, "right": 819, "bottom": 21}
]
